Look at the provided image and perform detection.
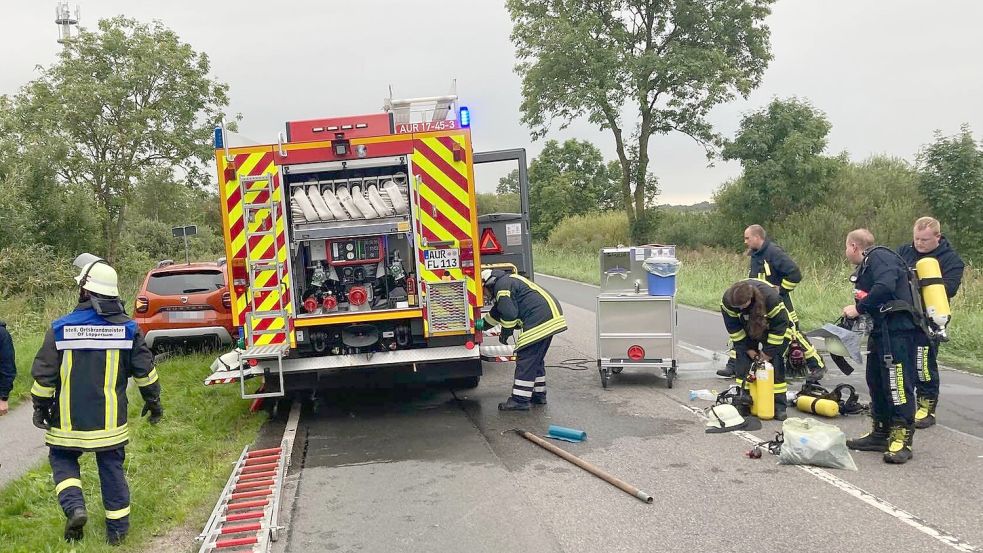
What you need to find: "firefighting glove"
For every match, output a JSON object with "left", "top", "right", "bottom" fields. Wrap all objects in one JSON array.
[
  {"left": 142, "top": 400, "right": 164, "bottom": 425},
  {"left": 475, "top": 318, "right": 486, "bottom": 331},
  {"left": 32, "top": 405, "right": 52, "bottom": 430},
  {"left": 499, "top": 328, "right": 513, "bottom": 345}
]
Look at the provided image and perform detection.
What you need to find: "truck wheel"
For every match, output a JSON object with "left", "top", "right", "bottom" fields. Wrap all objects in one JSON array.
[{"left": 448, "top": 376, "right": 481, "bottom": 390}]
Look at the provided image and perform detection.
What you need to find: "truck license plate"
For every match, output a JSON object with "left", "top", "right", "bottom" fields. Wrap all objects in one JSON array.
[{"left": 424, "top": 248, "right": 460, "bottom": 271}]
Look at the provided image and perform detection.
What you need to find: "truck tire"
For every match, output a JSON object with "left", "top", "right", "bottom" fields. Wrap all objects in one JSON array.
[{"left": 448, "top": 376, "right": 481, "bottom": 390}]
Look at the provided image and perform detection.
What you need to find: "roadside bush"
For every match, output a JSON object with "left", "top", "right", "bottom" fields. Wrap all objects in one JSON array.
[
  {"left": 547, "top": 211, "right": 629, "bottom": 252},
  {"left": 0, "top": 244, "right": 75, "bottom": 300}
]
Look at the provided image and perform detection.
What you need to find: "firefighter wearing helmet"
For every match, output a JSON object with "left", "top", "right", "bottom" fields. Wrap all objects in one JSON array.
[
  {"left": 476, "top": 269, "right": 567, "bottom": 411},
  {"left": 30, "top": 254, "right": 163, "bottom": 545}
]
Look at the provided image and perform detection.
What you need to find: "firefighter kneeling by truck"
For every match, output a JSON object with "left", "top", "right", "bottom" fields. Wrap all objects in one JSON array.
[{"left": 477, "top": 269, "right": 567, "bottom": 411}]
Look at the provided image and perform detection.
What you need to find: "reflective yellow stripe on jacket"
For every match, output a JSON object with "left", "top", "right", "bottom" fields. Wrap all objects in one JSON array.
[
  {"left": 513, "top": 276, "right": 567, "bottom": 350},
  {"left": 45, "top": 424, "right": 130, "bottom": 450}
]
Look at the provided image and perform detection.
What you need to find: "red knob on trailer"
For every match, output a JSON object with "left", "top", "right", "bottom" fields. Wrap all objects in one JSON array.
[
  {"left": 323, "top": 295, "right": 338, "bottom": 310},
  {"left": 348, "top": 286, "right": 368, "bottom": 306}
]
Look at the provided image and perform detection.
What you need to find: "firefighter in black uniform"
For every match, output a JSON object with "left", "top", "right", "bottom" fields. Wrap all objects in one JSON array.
[
  {"left": 897, "top": 217, "right": 964, "bottom": 429},
  {"left": 842, "top": 230, "right": 921, "bottom": 464},
  {"left": 0, "top": 320, "right": 14, "bottom": 416},
  {"left": 477, "top": 269, "right": 567, "bottom": 411},
  {"left": 717, "top": 225, "right": 825, "bottom": 380},
  {"left": 31, "top": 255, "right": 163, "bottom": 544},
  {"left": 720, "top": 278, "right": 791, "bottom": 420}
]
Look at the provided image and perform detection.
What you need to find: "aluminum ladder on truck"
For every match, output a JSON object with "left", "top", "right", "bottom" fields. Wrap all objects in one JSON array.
[
  {"left": 239, "top": 174, "right": 290, "bottom": 399},
  {"left": 196, "top": 441, "right": 291, "bottom": 552}
]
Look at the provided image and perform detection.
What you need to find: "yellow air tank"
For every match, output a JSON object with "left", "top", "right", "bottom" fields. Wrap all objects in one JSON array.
[
  {"left": 915, "top": 257, "right": 951, "bottom": 336},
  {"left": 754, "top": 361, "right": 775, "bottom": 420},
  {"left": 795, "top": 395, "right": 840, "bottom": 417}
]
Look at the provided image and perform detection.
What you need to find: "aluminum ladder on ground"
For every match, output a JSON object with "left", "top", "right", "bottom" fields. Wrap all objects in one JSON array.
[
  {"left": 196, "top": 440, "right": 291, "bottom": 552},
  {"left": 240, "top": 173, "right": 290, "bottom": 399}
]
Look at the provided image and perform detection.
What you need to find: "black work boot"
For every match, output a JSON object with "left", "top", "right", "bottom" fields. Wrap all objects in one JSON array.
[
  {"left": 498, "top": 397, "right": 531, "bottom": 411},
  {"left": 883, "top": 423, "right": 914, "bottom": 464},
  {"left": 715, "top": 359, "right": 737, "bottom": 379},
  {"left": 914, "top": 397, "right": 938, "bottom": 429},
  {"left": 847, "top": 419, "right": 890, "bottom": 451},
  {"left": 531, "top": 394, "right": 547, "bottom": 405},
  {"left": 107, "top": 531, "right": 127, "bottom": 546},
  {"left": 63, "top": 507, "right": 87, "bottom": 542},
  {"left": 773, "top": 392, "right": 788, "bottom": 421}
]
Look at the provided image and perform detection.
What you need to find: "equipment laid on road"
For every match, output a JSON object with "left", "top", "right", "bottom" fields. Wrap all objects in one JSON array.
[
  {"left": 777, "top": 418, "right": 858, "bottom": 471},
  {"left": 794, "top": 382, "right": 864, "bottom": 418},
  {"left": 204, "top": 90, "right": 535, "bottom": 399},
  {"left": 596, "top": 246, "right": 678, "bottom": 388},
  {"left": 915, "top": 257, "right": 951, "bottom": 339},
  {"left": 545, "top": 425, "right": 587, "bottom": 443},
  {"left": 511, "top": 429, "right": 653, "bottom": 503},
  {"left": 196, "top": 440, "right": 291, "bottom": 552}
]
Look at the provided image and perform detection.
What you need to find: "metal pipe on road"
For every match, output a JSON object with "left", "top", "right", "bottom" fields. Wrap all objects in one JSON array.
[{"left": 514, "top": 429, "right": 653, "bottom": 504}]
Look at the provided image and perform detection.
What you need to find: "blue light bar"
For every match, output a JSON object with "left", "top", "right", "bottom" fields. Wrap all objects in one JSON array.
[
  {"left": 459, "top": 106, "right": 471, "bottom": 128},
  {"left": 213, "top": 126, "right": 223, "bottom": 149}
]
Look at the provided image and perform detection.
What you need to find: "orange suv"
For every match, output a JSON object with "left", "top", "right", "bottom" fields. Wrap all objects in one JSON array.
[{"left": 134, "top": 259, "right": 235, "bottom": 352}]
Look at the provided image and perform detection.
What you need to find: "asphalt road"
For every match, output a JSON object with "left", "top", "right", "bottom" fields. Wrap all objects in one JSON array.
[{"left": 273, "top": 274, "right": 983, "bottom": 553}]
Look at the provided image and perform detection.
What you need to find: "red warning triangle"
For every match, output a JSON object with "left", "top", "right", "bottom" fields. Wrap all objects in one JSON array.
[{"left": 479, "top": 228, "right": 503, "bottom": 255}]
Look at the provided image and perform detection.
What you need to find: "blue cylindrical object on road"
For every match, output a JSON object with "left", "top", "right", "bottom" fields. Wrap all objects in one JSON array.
[{"left": 548, "top": 425, "right": 587, "bottom": 442}]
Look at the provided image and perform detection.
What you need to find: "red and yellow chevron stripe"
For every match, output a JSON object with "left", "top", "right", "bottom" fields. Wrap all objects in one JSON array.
[
  {"left": 217, "top": 147, "right": 294, "bottom": 347},
  {"left": 412, "top": 133, "right": 480, "bottom": 335}
]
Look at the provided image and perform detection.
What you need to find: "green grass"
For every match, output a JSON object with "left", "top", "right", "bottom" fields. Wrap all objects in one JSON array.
[
  {"left": 534, "top": 243, "right": 983, "bottom": 373},
  {"left": 0, "top": 352, "right": 264, "bottom": 552}
]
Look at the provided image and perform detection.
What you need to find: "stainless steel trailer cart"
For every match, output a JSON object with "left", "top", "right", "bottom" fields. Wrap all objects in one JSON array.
[{"left": 596, "top": 246, "right": 678, "bottom": 388}]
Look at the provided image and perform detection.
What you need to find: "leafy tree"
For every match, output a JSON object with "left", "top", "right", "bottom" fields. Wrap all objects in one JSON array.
[
  {"left": 527, "top": 139, "right": 622, "bottom": 238},
  {"left": 9, "top": 17, "right": 233, "bottom": 262},
  {"left": 508, "top": 0, "right": 775, "bottom": 241},
  {"left": 476, "top": 192, "right": 520, "bottom": 215},
  {"left": 497, "top": 169, "right": 520, "bottom": 195},
  {"left": 918, "top": 125, "right": 983, "bottom": 260},
  {"left": 720, "top": 98, "right": 843, "bottom": 225},
  {"left": 0, "top": 97, "right": 101, "bottom": 254}
]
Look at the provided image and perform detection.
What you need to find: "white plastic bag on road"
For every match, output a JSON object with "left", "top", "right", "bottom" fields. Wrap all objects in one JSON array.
[{"left": 778, "top": 417, "right": 858, "bottom": 471}]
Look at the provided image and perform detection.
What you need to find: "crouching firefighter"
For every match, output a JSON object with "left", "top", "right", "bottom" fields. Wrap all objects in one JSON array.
[
  {"left": 30, "top": 254, "right": 163, "bottom": 545},
  {"left": 477, "top": 269, "right": 567, "bottom": 411},
  {"left": 718, "top": 225, "right": 825, "bottom": 381},
  {"left": 842, "top": 230, "right": 921, "bottom": 464},
  {"left": 720, "top": 279, "right": 791, "bottom": 421}
]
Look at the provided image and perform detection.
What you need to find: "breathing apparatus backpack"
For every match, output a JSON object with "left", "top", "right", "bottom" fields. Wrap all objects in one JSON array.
[
  {"left": 795, "top": 382, "right": 865, "bottom": 417},
  {"left": 857, "top": 247, "right": 933, "bottom": 340}
]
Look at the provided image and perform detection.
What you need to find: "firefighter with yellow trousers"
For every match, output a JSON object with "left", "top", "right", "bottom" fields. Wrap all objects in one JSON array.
[
  {"left": 717, "top": 225, "right": 825, "bottom": 381},
  {"left": 31, "top": 254, "right": 163, "bottom": 545},
  {"left": 720, "top": 279, "right": 791, "bottom": 420},
  {"left": 477, "top": 269, "right": 567, "bottom": 411},
  {"left": 897, "top": 217, "right": 964, "bottom": 429}
]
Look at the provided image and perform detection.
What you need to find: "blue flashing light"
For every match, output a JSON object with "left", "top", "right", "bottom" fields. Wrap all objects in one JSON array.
[
  {"left": 459, "top": 106, "right": 471, "bottom": 128},
  {"left": 213, "top": 126, "right": 224, "bottom": 149}
]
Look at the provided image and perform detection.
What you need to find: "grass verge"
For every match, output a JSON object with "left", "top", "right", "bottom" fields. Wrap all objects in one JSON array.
[
  {"left": 0, "top": 352, "right": 264, "bottom": 552},
  {"left": 533, "top": 243, "right": 983, "bottom": 374}
]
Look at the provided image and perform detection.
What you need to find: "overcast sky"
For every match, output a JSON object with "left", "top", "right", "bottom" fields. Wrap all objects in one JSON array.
[{"left": 5, "top": 1, "right": 983, "bottom": 204}]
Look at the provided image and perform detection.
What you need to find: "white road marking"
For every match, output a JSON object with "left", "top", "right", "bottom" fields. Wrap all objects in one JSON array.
[{"left": 679, "top": 403, "right": 980, "bottom": 552}]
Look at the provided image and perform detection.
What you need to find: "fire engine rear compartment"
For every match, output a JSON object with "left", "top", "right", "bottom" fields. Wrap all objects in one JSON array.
[{"left": 279, "top": 153, "right": 475, "bottom": 362}]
